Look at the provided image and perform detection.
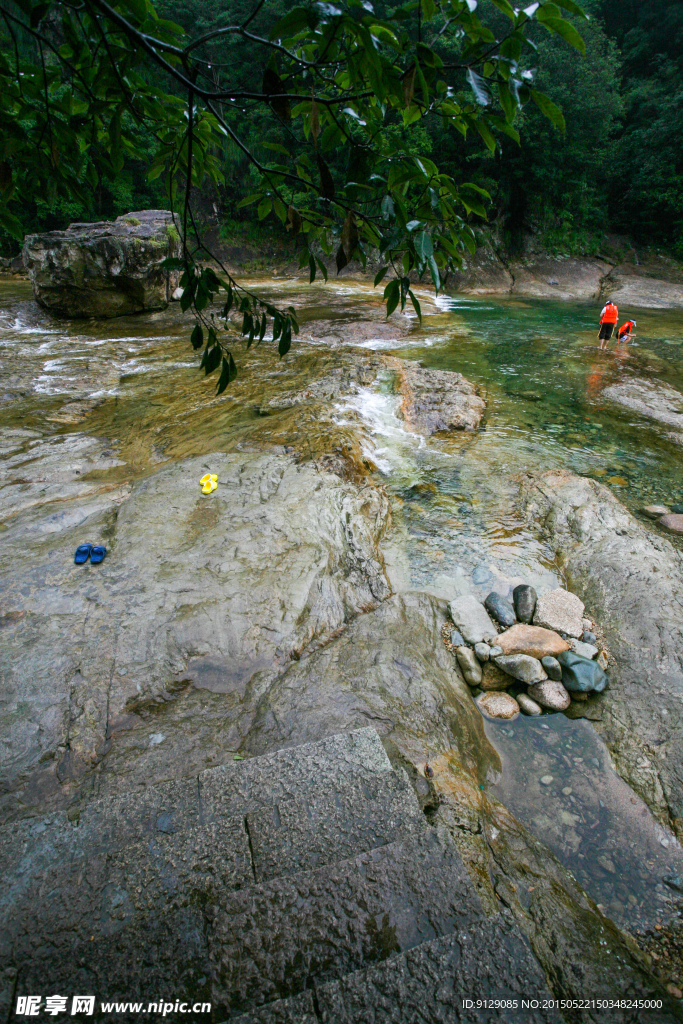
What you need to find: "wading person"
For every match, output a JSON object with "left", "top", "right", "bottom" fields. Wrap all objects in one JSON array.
[
  {"left": 617, "top": 319, "right": 636, "bottom": 343},
  {"left": 598, "top": 299, "right": 618, "bottom": 349}
]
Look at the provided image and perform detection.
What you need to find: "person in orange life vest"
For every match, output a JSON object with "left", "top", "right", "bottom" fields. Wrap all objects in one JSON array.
[
  {"left": 617, "top": 319, "right": 636, "bottom": 343},
  {"left": 598, "top": 299, "right": 618, "bottom": 348}
]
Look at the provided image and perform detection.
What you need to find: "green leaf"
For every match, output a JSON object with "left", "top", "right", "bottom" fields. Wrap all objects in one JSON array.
[
  {"left": 278, "top": 321, "right": 292, "bottom": 357},
  {"left": 531, "top": 89, "right": 566, "bottom": 132},
  {"left": 408, "top": 289, "right": 422, "bottom": 322},
  {"left": 257, "top": 197, "right": 272, "bottom": 221},
  {"left": 315, "top": 257, "right": 328, "bottom": 282},
  {"left": 216, "top": 353, "right": 237, "bottom": 394},
  {"left": 384, "top": 278, "right": 400, "bottom": 317},
  {"left": 466, "top": 69, "right": 491, "bottom": 106},
  {"left": 427, "top": 255, "right": 441, "bottom": 292},
  {"left": 190, "top": 324, "right": 203, "bottom": 350},
  {"left": 309, "top": 253, "right": 316, "bottom": 284},
  {"left": 553, "top": 0, "right": 588, "bottom": 18},
  {"left": 374, "top": 266, "right": 388, "bottom": 287},
  {"left": 536, "top": 13, "right": 586, "bottom": 54},
  {"left": 414, "top": 230, "right": 433, "bottom": 261},
  {"left": 269, "top": 7, "right": 310, "bottom": 40}
]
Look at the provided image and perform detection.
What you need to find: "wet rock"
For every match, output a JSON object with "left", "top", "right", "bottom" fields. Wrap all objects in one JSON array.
[
  {"left": 557, "top": 651, "right": 608, "bottom": 693},
  {"left": 480, "top": 662, "right": 512, "bottom": 692},
  {"left": 517, "top": 693, "right": 542, "bottom": 716},
  {"left": 660, "top": 514, "right": 683, "bottom": 534},
  {"left": 643, "top": 506, "right": 670, "bottom": 519},
  {"left": 488, "top": 645, "right": 503, "bottom": 658},
  {"left": 450, "top": 629, "right": 465, "bottom": 648},
  {"left": 510, "top": 256, "right": 612, "bottom": 301},
  {"left": 22, "top": 210, "right": 182, "bottom": 318},
  {"left": 569, "top": 639, "right": 599, "bottom": 660},
  {"left": 474, "top": 642, "right": 490, "bottom": 662},
  {"left": 448, "top": 595, "right": 497, "bottom": 645},
  {"left": 392, "top": 362, "right": 486, "bottom": 435},
  {"left": 496, "top": 624, "right": 569, "bottom": 660},
  {"left": 571, "top": 692, "right": 589, "bottom": 702},
  {"left": 582, "top": 630, "right": 597, "bottom": 645},
  {"left": 513, "top": 584, "right": 537, "bottom": 624},
  {"left": 541, "top": 656, "right": 563, "bottom": 682},
  {"left": 456, "top": 646, "right": 482, "bottom": 687},
  {"left": 476, "top": 692, "right": 520, "bottom": 721},
  {"left": 533, "top": 588, "right": 585, "bottom": 639},
  {"left": 484, "top": 592, "right": 516, "bottom": 628},
  {"left": 528, "top": 681, "right": 571, "bottom": 712},
  {"left": 494, "top": 654, "right": 547, "bottom": 684}
]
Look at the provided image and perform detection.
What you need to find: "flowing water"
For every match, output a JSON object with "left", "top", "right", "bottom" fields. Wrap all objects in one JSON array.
[{"left": 2, "top": 274, "right": 683, "bottom": 938}]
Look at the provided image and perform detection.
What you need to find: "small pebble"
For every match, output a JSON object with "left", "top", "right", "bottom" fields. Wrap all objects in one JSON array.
[
  {"left": 582, "top": 630, "right": 597, "bottom": 644},
  {"left": 450, "top": 628, "right": 466, "bottom": 647},
  {"left": 562, "top": 787, "right": 572, "bottom": 795},
  {"left": 474, "top": 642, "right": 491, "bottom": 662},
  {"left": 540, "top": 775, "right": 554, "bottom": 786},
  {"left": 489, "top": 645, "right": 503, "bottom": 658}
]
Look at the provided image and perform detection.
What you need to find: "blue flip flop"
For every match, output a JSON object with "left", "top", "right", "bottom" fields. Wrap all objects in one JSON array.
[
  {"left": 74, "top": 544, "right": 92, "bottom": 564},
  {"left": 90, "top": 545, "right": 107, "bottom": 565}
]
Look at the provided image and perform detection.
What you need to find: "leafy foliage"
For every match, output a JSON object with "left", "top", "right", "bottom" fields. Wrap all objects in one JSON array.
[{"left": 0, "top": 0, "right": 588, "bottom": 385}]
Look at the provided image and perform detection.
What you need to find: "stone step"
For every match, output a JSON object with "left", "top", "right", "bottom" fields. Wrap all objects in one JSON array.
[
  {"left": 313, "top": 923, "right": 563, "bottom": 1024},
  {"left": 228, "top": 919, "right": 563, "bottom": 1024},
  {"left": 10, "top": 817, "right": 252, "bottom": 1001},
  {"left": 207, "top": 827, "right": 482, "bottom": 1017},
  {"left": 246, "top": 767, "right": 424, "bottom": 882}
]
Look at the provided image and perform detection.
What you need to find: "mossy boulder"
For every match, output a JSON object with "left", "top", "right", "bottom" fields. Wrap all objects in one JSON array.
[{"left": 22, "top": 210, "right": 182, "bottom": 318}]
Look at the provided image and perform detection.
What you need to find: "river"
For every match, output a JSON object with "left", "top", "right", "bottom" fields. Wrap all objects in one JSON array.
[{"left": 2, "top": 274, "right": 683, "bottom": 942}]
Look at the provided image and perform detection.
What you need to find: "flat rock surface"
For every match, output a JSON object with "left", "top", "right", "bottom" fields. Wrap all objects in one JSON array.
[
  {"left": 603, "top": 379, "right": 683, "bottom": 437},
  {"left": 510, "top": 256, "right": 612, "bottom": 302},
  {"left": 533, "top": 587, "right": 584, "bottom": 638},
  {"left": 0, "top": 451, "right": 392, "bottom": 818},
  {"left": 496, "top": 623, "right": 569, "bottom": 659},
  {"left": 661, "top": 513, "right": 683, "bottom": 533},
  {"left": 391, "top": 361, "right": 486, "bottom": 435},
  {"left": 603, "top": 267, "right": 683, "bottom": 309},
  {"left": 521, "top": 470, "right": 683, "bottom": 838}
]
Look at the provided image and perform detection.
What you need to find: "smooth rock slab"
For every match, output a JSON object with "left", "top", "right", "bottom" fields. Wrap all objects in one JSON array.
[
  {"left": 517, "top": 693, "right": 543, "bottom": 716},
  {"left": 456, "top": 646, "right": 482, "bottom": 687},
  {"left": 557, "top": 650, "right": 608, "bottom": 693},
  {"left": 494, "top": 654, "right": 547, "bottom": 684},
  {"left": 533, "top": 588, "right": 585, "bottom": 639},
  {"left": 496, "top": 624, "right": 569, "bottom": 660},
  {"left": 660, "top": 514, "right": 683, "bottom": 534},
  {"left": 528, "top": 681, "right": 571, "bottom": 711},
  {"left": 476, "top": 692, "right": 520, "bottom": 720},
  {"left": 541, "top": 656, "right": 563, "bottom": 682},
  {"left": 449, "top": 595, "right": 498, "bottom": 645},
  {"left": 393, "top": 362, "right": 486, "bottom": 435},
  {"left": 484, "top": 592, "right": 517, "bottom": 628},
  {"left": 513, "top": 584, "right": 537, "bottom": 624}
]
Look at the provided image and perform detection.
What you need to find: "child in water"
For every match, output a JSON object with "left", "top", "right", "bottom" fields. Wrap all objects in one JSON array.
[{"left": 617, "top": 319, "right": 636, "bottom": 343}]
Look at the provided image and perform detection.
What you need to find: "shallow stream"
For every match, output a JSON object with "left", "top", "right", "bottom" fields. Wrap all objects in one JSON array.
[{"left": 2, "top": 274, "right": 683, "bottom": 938}]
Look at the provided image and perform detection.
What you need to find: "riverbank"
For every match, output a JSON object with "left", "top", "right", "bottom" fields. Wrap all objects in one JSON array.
[{"left": 2, "top": 276, "right": 683, "bottom": 1014}]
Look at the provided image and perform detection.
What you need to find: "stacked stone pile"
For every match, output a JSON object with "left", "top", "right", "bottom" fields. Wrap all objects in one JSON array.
[{"left": 445, "top": 585, "right": 609, "bottom": 721}]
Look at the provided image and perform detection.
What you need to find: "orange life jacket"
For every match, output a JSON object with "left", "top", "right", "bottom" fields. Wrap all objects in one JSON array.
[
  {"left": 618, "top": 321, "right": 635, "bottom": 335},
  {"left": 601, "top": 303, "right": 618, "bottom": 324}
]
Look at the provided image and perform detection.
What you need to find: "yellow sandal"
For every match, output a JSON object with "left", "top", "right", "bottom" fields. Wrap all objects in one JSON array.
[{"left": 200, "top": 473, "right": 218, "bottom": 494}]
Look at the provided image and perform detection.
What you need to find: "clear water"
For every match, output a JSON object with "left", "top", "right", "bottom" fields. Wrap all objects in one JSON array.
[{"left": 2, "top": 274, "right": 683, "bottom": 935}]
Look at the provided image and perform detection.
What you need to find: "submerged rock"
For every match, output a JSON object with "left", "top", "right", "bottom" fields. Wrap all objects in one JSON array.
[
  {"left": 496, "top": 624, "right": 569, "bottom": 660},
  {"left": 476, "top": 691, "right": 520, "bottom": 720},
  {"left": 484, "top": 592, "right": 516, "bottom": 628},
  {"left": 494, "top": 654, "right": 547, "bottom": 684},
  {"left": 513, "top": 584, "right": 537, "bottom": 624},
  {"left": 660, "top": 513, "right": 683, "bottom": 534},
  {"left": 456, "top": 646, "right": 483, "bottom": 687},
  {"left": 392, "top": 362, "right": 486, "bottom": 435},
  {"left": 558, "top": 650, "right": 608, "bottom": 693},
  {"left": 528, "top": 680, "right": 571, "bottom": 711},
  {"left": 533, "top": 588, "right": 584, "bottom": 639},
  {"left": 449, "top": 594, "right": 497, "bottom": 645},
  {"left": 22, "top": 210, "right": 182, "bottom": 318}
]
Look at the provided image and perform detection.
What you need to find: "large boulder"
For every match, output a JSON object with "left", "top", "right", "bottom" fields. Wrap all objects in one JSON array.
[
  {"left": 390, "top": 360, "right": 486, "bottom": 435},
  {"left": 22, "top": 210, "right": 182, "bottom": 318}
]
